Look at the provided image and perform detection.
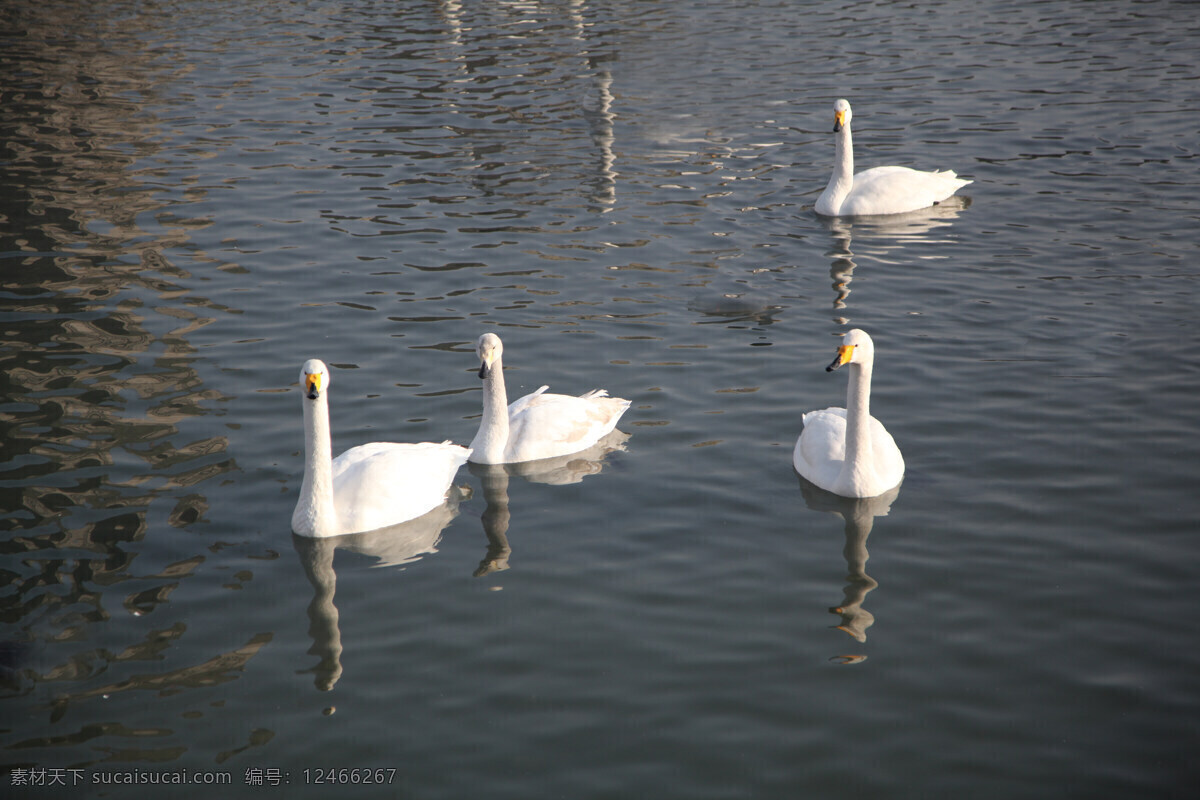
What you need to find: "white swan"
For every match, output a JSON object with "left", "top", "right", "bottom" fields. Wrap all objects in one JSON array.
[
  {"left": 469, "top": 333, "right": 631, "bottom": 464},
  {"left": 794, "top": 330, "right": 904, "bottom": 498},
  {"left": 815, "top": 99, "right": 971, "bottom": 217},
  {"left": 292, "top": 359, "right": 471, "bottom": 537}
]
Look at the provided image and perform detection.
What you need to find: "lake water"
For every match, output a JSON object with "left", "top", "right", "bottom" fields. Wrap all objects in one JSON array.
[{"left": 3, "top": 0, "right": 1198, "bottom": 797}]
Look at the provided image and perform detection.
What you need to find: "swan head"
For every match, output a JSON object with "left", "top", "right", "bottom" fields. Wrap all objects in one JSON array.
[
  {"left": 826, "top": 328, "right": 874, "bottom": 372},
  {"left": 476, "top": 333, "right": 503, "bottom": 379},
  {"left": 300, "top": 358, "right": 330, "bottom": 400},
  {"left": 833, "top": 98, "right": 852, "bottom": 133}
]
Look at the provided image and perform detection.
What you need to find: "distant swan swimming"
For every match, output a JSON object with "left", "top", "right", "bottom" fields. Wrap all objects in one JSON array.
[
  {"left": 469, "top": 333, "right": 631, "bottom": 464},
  {"left": 794, "top": 330, "right": 904, "bottom": 498},
  {"left": 815, "top": 98, "right": 971, "bottom": 217},
  {"left": 292, "top": 359, "right": 471, "bottom": 537}
]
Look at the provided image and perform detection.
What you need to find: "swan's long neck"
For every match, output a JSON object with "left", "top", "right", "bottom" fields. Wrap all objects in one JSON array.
[
  {"left": 294, "top": 394, "right": 338, "bottom": 536},
  {"left": 822, "top": 124, "right": 855, "bottom": 214},
  {"left": 842, "top": 356, "right": 874, "bottom": 484},
  {"left": 471, "top": 357, "right": 510, "bottom": 463}
]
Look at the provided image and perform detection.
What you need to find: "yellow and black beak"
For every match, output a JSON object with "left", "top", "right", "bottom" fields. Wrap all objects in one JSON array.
[
  {"left": 826, "top": 344, "right": 855, "bottom": 372},
  {"left": 833, "top": 109, "right": 846, "bottom": 133},
  {"left": 477, "top": 350, "right": 497, "bottom": 380},
  {"left": 305, "top": 372, "right": 322, "bottom": 399}
]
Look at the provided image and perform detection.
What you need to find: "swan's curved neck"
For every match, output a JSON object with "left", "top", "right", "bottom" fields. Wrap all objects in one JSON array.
[
  {"left": 842, "top": 356, "right": 873, "bottom": 481},
  {"left": 296, "top": 394, "right": 338, "bottom": 535},
  {"left": 472, "top": 357, "right": 510, "bottom": 462},
  {"left": 823, "top": 125, "right": 855, "bottom": 213}
]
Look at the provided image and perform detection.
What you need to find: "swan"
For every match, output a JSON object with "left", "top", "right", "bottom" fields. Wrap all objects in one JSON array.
[
  {"left": 469, "top": 332, "right": 631, "bottom": 464},
  {"left": 292, "top": 359, "right": 471, "bottom": 537},
  {"left": 815, "top": 98, "right": 971, "bottom": 217},
  {"left": 794, "top": 330, "right": 904, "bottom": 498}
]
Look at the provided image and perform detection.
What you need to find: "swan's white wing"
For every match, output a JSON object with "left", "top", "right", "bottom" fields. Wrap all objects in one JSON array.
[
  {"left": 506, "top": 385, "right": 549, "bottom": 418},
  {"left": 504, "top": 391, "right": 630, "bottom": 463},
  {"left": 843, "top": 166, "right": 971, "bottom": 216},
  {"left": 864, "top": 416, "right": 905, "bottom": 491},
  {"left": 331, "top": 442, "right": 470, "bottom": 533},
  {"left": 795, "top": 408, "right": 848, "bottom": 492},
  {"left": 795, "top": 408, "right": 903, "bottom": 497}
]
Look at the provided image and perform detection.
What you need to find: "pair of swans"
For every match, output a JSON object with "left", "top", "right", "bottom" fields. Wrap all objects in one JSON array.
[
  {"left": 816, "top": 98, "right": 971, "bottom": 217},
  {"left": 796, "top": 98, "right": 954, "bottom": 492},
  {"left": 466, "top": 326, "right": 902, "bottom": 501},
  {"left": 292, "top": 334, "right": 631, "bottom": 538}
]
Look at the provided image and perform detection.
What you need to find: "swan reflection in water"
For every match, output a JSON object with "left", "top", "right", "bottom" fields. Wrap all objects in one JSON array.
[
  {"left": 291, "top": 489, "right": 469, "bottom": 691},
  {"left": 796, "top": 473, "right": 901, "bottom": 664},
  {"left": 470, "top": 430, "right": 630, "bottom": 578},
  {"left": 820, "top": 198, "right": 971, "bottom": 319}
]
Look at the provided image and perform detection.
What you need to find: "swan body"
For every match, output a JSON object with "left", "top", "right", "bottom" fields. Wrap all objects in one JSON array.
[
  {"left": 469, "top": 333, "right": 631, "bottom": 464},
  {"left": 816, "top": 98, "right": 971, "bottom": 217},
  {"left": 794, "top": 330, "right": 904, "bottom": 498},
  {"left": 292, "top": 359, "right": 471, "bottom": 538}
]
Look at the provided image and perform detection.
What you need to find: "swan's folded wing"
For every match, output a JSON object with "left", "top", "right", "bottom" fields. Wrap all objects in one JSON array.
[
  {"left": 506, "top": 385, "right": 549, "bottom": 418},
  {"left": 506, "top": 391, "right": 629, "bottom": 462},
  {"left": 865, "top": 415, "right": 905, "bottom": 487},
  {"left": 796, "top": 408, "right": 847, "bottom": 472},
  {"left": 845, "top": 166, "right": 969, "bottom": 216},
  {"left": 331, "top": 442, "right": 470, "bottom": 533}
]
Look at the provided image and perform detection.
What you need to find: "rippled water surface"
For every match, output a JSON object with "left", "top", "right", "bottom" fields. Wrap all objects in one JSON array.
[{"left": 3, "top": 1, "right": 1198, "bottom": 797}]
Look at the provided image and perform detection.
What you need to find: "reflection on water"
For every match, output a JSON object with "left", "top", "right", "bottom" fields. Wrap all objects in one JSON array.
[
  {"left": 582, "top": 67, "right": 618, "bottom": 208},
  {"left": 472, "top": 465, "right": 514, "bottom": 578},
  {"left": 291, "top": 492, "right": 467, "bottom": 691},
  {"left": 43, "top": 632, "right": 274, "bottom": 722},
  {"left": 685, "top": 274, "right": 784, "bottom": 326},
  {"left": 797, "top": 474, "right": 900, "bottom": 664},
  {"left": 0, "top": 0, "right": 253, "bottom": 766},
  {"left": 5, "top": 629, "right": 273, "bottom": 768},
  {"left": 469, "top": 430, "right": 629, "bottom": 577},
  {"left": 492, "top": 429, "right": 630, "bottom": 487},
  {"left": 819, "top": 200, "right": 972, "bottom": 321}
]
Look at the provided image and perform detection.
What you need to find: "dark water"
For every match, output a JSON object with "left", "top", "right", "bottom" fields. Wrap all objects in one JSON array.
[{"left": 3, "top": 0, "right": 1198, "bottom": 797}]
